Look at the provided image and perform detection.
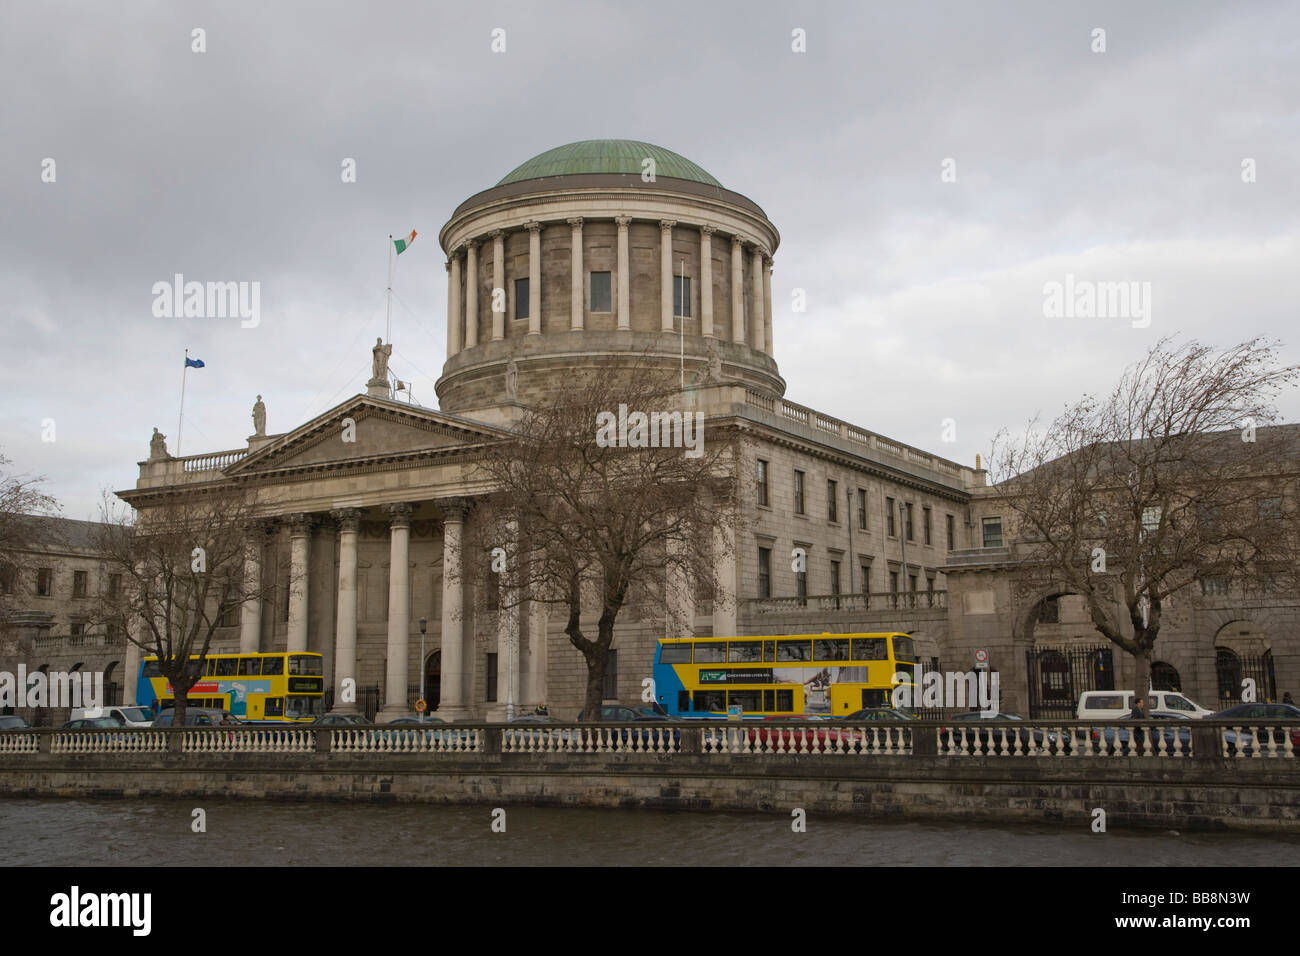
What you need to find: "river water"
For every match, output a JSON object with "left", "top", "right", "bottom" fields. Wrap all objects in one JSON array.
[{"left": 2, "top": 797, "right": 1298, "bottom": 866}]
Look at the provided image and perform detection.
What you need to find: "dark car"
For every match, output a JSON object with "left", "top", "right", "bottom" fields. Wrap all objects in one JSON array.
[
  {"left": 152, "top": 708, "right": 237, "bottom": 727},
  {"left": 61, "top": 716, "right": 125, "bottom": 729},
  {"left": 311, "top": 713, "right": 373, "bottom": 726},
  {"left": 843, "top": 708, "right": 914, "bottom": 750},
  {"left": 1208, "top": 702, "right": 1300, "bottom": 752},
  {"left": 575, "top": 705, "right": 678, "bottom": 749},
  {"left": 576, "top": 704, "right": 669, "bottom": 722},
  {"left": 0, "top": 715, "right": 30, "bottom": 730},
  {"left": 1090, "top": 712, "right": 1193, "bottom": 755}
]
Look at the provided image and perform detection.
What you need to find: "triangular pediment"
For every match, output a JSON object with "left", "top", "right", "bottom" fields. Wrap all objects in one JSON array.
[{"left": 226, "top": 395, "right": 510, "bottom": 477}]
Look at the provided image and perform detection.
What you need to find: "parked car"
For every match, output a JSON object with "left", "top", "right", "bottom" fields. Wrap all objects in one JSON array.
[
  {"left": 71, "top": 706, "right": 153, "bottom": 727},
  {"left": 61, "top": 716, "right": 125, "bottom": 729},
  {"left": 0, "top": 715, "right": 31, "bottom": 730},
  {"left": 574, "top": 705, "right": 678, "bottom": 748},
  {"left": 1089, "top": 712, "right": 1194, "bottom": 755},
  {"left": 152, "top": 708, "right": 238, "bottom": 727},
  {"left": 311, "top": 713, "right": 373, "bottom": 726},
  {"left": 575, "top": 704, "right": 670, "bottom": 722},
  {"left": 1076, "top": 690, "right": 1211, "bottom": 721},
  {"left": 843, "top": 708, "right": 914, "bottom": 749},
  {"left": 1208, "top": 702, "right": 1300, "bottom": 751},
  {"left": 746, "top": 714, "right": 861, "bottom": 751}
]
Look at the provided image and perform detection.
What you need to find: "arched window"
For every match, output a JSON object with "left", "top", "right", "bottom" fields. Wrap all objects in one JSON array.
[
  {"left": 1150, "top": 661, "right": 1180, "bottom": 692},
  {"left": 1215, "top": 649, "right": 1242, "bottom": 704}
]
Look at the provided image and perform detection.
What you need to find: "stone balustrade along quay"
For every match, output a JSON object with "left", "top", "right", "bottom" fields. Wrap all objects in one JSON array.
[{"left": 0, "top": 719, "right": 1296, "bottom": 832}]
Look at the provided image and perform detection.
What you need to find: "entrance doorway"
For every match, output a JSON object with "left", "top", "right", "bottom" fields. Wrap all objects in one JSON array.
[{"left": 424, "top": 650, "right": 441, "bottom": 711}]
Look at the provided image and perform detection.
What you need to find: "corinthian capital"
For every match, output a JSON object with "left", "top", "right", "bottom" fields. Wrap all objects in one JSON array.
[
  {"left": 384, "top": 502, "right": 415, "bottom": 527},
  {"left": 331, "top": 508, "right": 362, "bottom": 534},
  {"left": 615, "top": 215, "right": 632, "bottom": 228}
]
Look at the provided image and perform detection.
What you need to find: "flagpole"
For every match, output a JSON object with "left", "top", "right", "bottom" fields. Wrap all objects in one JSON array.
[
  {"left": 177, "top": 349, "right": 189, "bottom": 457},
  {"left": 386, "top": 235, "right": 394, "bottom": 345}
]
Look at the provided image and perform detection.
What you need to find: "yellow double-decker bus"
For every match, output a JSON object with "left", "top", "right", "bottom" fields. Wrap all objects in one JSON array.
[
  {"left": 136, "top": 651, "right": 326, "bottom": 722},
  {"left": 652, "top": 633, "right": 916, "bottom": 717}
]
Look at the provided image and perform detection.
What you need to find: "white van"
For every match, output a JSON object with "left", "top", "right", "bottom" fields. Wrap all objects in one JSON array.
[
  {"left": 1076, "top": 690, "right": 1212, "bottom": 721},
  {"left": 70, "top": 705, "right": 154, "bottom": 727}
]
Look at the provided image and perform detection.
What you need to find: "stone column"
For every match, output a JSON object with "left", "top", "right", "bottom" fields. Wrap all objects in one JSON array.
[
  {"left": 490, "top": 230, "right": 506, "bottom": 341},
  {"left": 567, "top": 218, "right": 584, "bottom": 330},
  {"left": 666, "top": 532, "right": 695, "bottom": 638},
  {"left": 286, "top": 514, "right": 312, "bottom": 653},
  {"left": 751, "top": 244, "right": 766, "bottom": 353},
  {"left": 527, "top": 599, "right": 548, "bottom": 709},
  {"left": 763, "top": 255, "right": 774, "bottom": 356},
  {"left": 446, "top": 254, "right": 462, "bottom": 358},
  {"left": 730, "top": 235, "right": 745, "bottom": 344},
  {"left": 660, "top": 220, "right": 676, "bottom": 331},
  {"left": 379, "top": 502, "right": 413, "bottom": 720},
  {"left": 699, "top": 226, "right": 714, "bottom": 337},
  {"left": 436, "top": 498, "right": 469, "bottom": 718},
  {"left": 526, "top": 221, "right": 542, "bottom": 335},
  {"left": 615, "top": 216, "right": 631, "bottom": 331},
  {"left": 712, "top": 520, "right": 737, "bottom": 637},
  {"left": 331, "top": 508, "right": 361, "bottom": 714},
  {"left": 123, "top": 630, "right": 142, "bottom": 706},
  {"left": 491, "top": 519, "right": 521, "bottom": 719},
  {"left": 238, "top": 521, "right": 263, "bottom": 654},
  {"left": 464, "top": 240, "right": 479, "bottom": 349}
]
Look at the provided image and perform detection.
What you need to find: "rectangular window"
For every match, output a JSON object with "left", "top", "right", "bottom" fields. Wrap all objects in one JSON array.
[
  {"left": 756, "top": 459, "right": 769, "bottom": 507},
  {"left": 1200, "top": 576, "right": 1229, "bottom": 596},
  {"left": 108, "top": 573, "right": 121, "bottom": 598},
  {"left": 775, "top": 639, "right": 812, "bottom": 662},
  {"left": 757, "top": 547, "right": 772, "bottom": 598},
  {"left": 923, "top": 507, "right": 932, "bottom": 546},
  {"left": 219, "top": 582, "right": 239, "bottom": 628},
  {"left": 908, "top": 574, "right": 917, "bottom": 592},
  {"left": 830, "top": 561, "right": 841, "bottom": 596},
  {"left": 982, "top": 516, "right": 1003, "bottom": 548},
  {"left": 796, "top": 569, "right": 807, "bottom": 604},
  {"left": 673, "top": 275, "right": 691, "bottom": 318},
  {"left": 215, "top": 657, "right": 238, "bottom": 677},
  {"left": 513, "top": 278, "right": 529, "bottom": 319},
  {"left": 814, "top": 638, "right": 849, "bottom": 661},
  {"left": 694, "top": 642, "right": 725, "bottom": 663},
  {"left": 661, "top": 643, "right": 692, "bottom": 664},
  {"left": 905, "top": 503, "right": 914, "bottom": 541},
  {"left": 851, "top": 637, "right": 887, "bottom": 660},
  {"left": 889, "top": 571, "right": 899, "bottom": 593},
  {"left": 946, "top": 514, "right": 955, "bottom": 551},
  {"left": 603, "top": 649, "right": 618, "bottom": 699},
  {"left": 859, "top": 562, "right": 871, "bottom": 594},
  {"left": 590, "top": 271, "right": 612, "bottom": 312},
  {"left": 886, "top": 498, "right": 896, "bottom": 537},
  {"left": 1258, "top": 497, "right": 1283, "bottom": 521},
  {"left": 793, "top": 470, "right": 805, "bottom": 514},
  {"left": 73, "top": 570, "right": 88, "bottom": 598},
  {"left": 262, "top": 656, "right": 284, "bottom": 675},
  {"left": 238, "top": 656, "right": 262, "bottom": 676},
  {"left": 486, "top": 653, "right": 498, "bottom": 702},
  {"left": 36, "top": 568, "right": 53, "bottom": 597},
  {"left": 70, "top": 622, "right": 84, "bottom": 638},
  {"left": 728, "top": 641, "right": 763, "bottom": 663},
  {"left": 828, "top": 480, "right": 838, "bottom": 522},
  {"left": 857, "top": 489, "right": 867, "bottom": 530}
]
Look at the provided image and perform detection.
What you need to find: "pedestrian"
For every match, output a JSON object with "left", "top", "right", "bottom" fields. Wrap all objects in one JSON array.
[
  {"left": 1128, "top": 694, "right": 1147, "bottom": 751},
  {"left": 1284, "top": 692, "right": 1295, "bottom": 706}
]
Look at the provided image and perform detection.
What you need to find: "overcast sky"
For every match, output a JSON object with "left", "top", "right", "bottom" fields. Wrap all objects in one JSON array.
[{"left": 2, "top": 0, "right": 1296, "bottom": 520}]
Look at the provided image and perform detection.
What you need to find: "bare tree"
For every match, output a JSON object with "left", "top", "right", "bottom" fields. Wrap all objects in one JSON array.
[
  {"left": 465, "top": 360, "right": 740, "bottom": 720},
  {"left": 990, "top": 337, "right": 1300, "bottom": 698},
  {"left": 90, "top": 487, "right": 282, "bottom": 726},
  {"left": 0, "top": 452, "right": 61, "bottom": 629}
]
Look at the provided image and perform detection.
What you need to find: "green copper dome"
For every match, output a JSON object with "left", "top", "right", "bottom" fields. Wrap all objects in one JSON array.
[{"left": 497, "top": 140, "right": 722, "bottom": 188}]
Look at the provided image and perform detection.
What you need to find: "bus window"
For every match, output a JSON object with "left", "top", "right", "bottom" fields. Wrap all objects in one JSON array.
[
  {"left": 729, "top": 690, "right": 761, "bottom": 712},
  {"left": 142, "top": 661, "right": 162, "bottom": 679},
  {"left": 776, "top": 640, "right": 812, "bottom": 662},
  {"left": 728, "top": 641, "right": 763, "bottom": 663},
  {"left": 677, "top": 690, "right": 690, "bottom": 712},
  {"left": 763, "top": 690, "right": 774, "bottom": 710},
  {"left": 238, "top": 657, "right": 261, "bottom": 676},
  {"left": 861, "top": 688, "right": 890, "bottom": 708},
  {"left": 892, "top": 636, "right": 916, "bottom": 662},
  {"left": 852, "top": 637, "right": 887, "bottom": 660},
  {"left": 763, "top": 641, "right": 775, "bottom": 662},
  {"left": 661, "top": 644, "right": 692, "bottom": 664},
  {"left": 694, "top": 643, "right": 725, "bottom": 663},
  {"left": 694, "top": 690, "right": 725, "bottom": 711},
  {"left": 775, "top": 689, "right": 794, "bottom": 711},
  {"left": 814, "top": 638, "right": 849, "bottom": 661},
  {"left": 215, "top": 658, "right": 237, "bottom": 677},
  {"left": 289, "top": 655, "right": 323, "bottom": 675},
  {"left": 205, "top": 658, "right": 217, "bottom": 676},
  {"left": 262, "top": 656, "right": 284, "bottom": 676},
  {"left": 286, "top": 695, "right": 323, "bottom": 718},
  {"left": 265, "top": 697, "right": 283, "bottom": 717}
]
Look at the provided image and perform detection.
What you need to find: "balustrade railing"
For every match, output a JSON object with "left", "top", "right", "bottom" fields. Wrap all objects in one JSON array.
[{"left": 4, "top": 720, "right": 1295, "bottom": 760}]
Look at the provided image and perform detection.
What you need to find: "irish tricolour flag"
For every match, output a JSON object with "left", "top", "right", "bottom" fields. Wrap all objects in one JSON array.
[{"left": 393, "top": 230, "right": 417, "bottom": 255}]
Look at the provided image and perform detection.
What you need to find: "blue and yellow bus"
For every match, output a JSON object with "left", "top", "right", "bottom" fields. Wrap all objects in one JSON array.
[
  {"left": 137, "top": 652, "right": 326, "bottom": 723},
  {"left": 652, "top": 633, "right": 916, "bottom": 717}
]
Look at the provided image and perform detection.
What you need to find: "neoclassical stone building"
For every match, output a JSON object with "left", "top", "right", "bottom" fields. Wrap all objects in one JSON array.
[{"left": 107, "top": 139, "right": 1298, "bottom": 721}]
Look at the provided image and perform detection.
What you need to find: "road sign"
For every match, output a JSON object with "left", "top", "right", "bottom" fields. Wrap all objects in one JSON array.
[
  {"left": 975, "top": 648, "right": 989, "bottom": 671},
  {"left": 414, "top": 698, "right": 427, "bottom": 713}
]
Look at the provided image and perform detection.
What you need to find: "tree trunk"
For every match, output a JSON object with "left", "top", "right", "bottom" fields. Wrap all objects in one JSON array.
[
  {"left": 1132, "top": 648, "right": 1151, "bottom": 701},
  {"left": 583, "top": 647, "right": 607, "bottom": 723}
]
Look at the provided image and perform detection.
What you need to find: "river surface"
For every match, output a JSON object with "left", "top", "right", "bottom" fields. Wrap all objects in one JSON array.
[{"left": 2, "top": 797, "right": 1298, "bottom": 866}]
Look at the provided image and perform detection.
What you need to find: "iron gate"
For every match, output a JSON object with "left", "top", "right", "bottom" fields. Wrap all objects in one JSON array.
[{"left": 1025, "top": 645, "right": 1115, "bottom": 719}]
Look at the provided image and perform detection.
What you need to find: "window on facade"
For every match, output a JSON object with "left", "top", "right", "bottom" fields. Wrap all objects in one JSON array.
[
  {"left": 486, "top": 653, "right": 498, "bottom": 702},
  {"left": 590, "top": 271, "right": 611, "bottom": 312},
  {"left": 73, "top": 570, "right": 88, "bottom": 598},
  {"left": 828, "top": 480, "right": 838, "bottom": 522},
  {"left": 513, "top": 278, "right": 529, "bottom": 319},
  {"left": 219, "top": 581, "right": 239, "bottom": 627},
  {"left": 889, "top": 571, "right": 899, "bottom": 593},
  {"left": 857, "top": 489, "right": 867, "bottom": 530},
  {"left": 860, "top": 562, "right": 871, "bottom": 594},
  {"left": 908, "top": 574, "right": 917, "bottom": 592},
  {"left": 886, "top": 498, "right": 896, "bottom": 537},
  {"left": 1038, "top": 597, "right": 1060, "bottom": 624},
  {"left": 756, "top": 459, "right": 769, "bottom": 507},
  {"left": 982, "top": 517, "right": 1003, "bottom": 548},
  {"left": 946, "top": 514, "right": 955, "bottom": 551},
  {"left": 795, "top": 569, "right": 807, "bottom": 604},
  {"left": 922, "top": 507, "right": 932, "bottom": 546},
  {"left": 70, "top": 622, "right": 84, "bottom": 638},
  {"left": 793, "top": 471, "right": 805, "bottom": 514},
  {"left": 603, "top": 649, "right": 618, "bottom": 699},
  {"left": 905, "top": 503, "right": 914, "bottom": 541},
  {"left": 36, "top": 568, "right": 53, "bottom": 597},
  {"left": 108, "top": 573, "right": 121, "bottom": 598},
  {"left": 1200, "top": 576, "right": 1229, "bottom": 596},
  {"left": 757, "top": 547, "right": 772, "bottom": 598},
  {"left": 830, "top": 561, "right": 841, "bottom": 596},
  {"left": 673, "top": 275, "right": 691, "bottom": 318}
]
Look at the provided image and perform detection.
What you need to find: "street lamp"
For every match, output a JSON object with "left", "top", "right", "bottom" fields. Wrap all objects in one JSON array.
[{"left": 418, "top": 616, "right": 427, "bottom": 723}]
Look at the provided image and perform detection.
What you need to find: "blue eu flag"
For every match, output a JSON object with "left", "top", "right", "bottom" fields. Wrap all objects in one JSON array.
[{"left": 185, "top": 356, "right": 205, "bottom": 369}]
